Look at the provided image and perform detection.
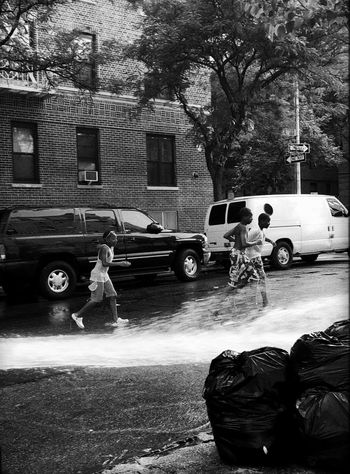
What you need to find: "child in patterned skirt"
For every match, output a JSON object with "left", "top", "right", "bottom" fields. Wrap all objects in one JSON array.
[{"left": 223, "top": 207, "right": 262, "bottom": 290}]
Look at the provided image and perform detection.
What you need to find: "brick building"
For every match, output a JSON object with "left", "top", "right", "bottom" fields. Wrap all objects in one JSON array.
[{"left": 0, "top": 0, "right": 214, "bottom": 232}]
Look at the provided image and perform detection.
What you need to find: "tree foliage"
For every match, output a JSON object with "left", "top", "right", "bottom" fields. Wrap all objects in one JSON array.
[
  {"left": 0, "top": 0, "right": 117, "bottom": 91},
  {"left": 126, "top": 0, "right": 349, "bottom": 200},
  {"left": 229, "top": 75, "right": 345, "bottom": 195}
]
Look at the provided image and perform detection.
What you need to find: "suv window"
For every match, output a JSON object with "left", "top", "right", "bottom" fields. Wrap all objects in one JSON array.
[
  {"left": 6, "top": 209, "right": 77, "bottom": 235},
  {"left": 209, "top": 204, "right": 227, "bottom": 225},
  {"left": 227, "top": 201, "right": 246, "bottom": 224},
  {"left": 84, "top": 209, "right": 120, "bottom": 233},
  {"left": 121, "top": 209, "right": 154, "bottom": 233}
]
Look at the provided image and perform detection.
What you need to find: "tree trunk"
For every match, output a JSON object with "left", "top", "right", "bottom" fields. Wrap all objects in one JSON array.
[{"left": 212, "top": 166, "right": 226, "bottom": 201}]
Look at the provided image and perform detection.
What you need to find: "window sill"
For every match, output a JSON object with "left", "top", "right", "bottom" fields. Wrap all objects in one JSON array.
[
  {"left": 77, "top": 184, "right": 103, "bottom": 189},
  {"left": 147, "top": 186, "right": 179, "bottom": 191},
  {"left": 12, "top": 183, "right": 42, "bottom": 188}
]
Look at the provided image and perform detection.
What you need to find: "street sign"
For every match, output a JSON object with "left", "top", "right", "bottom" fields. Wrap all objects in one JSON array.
[
  {"left": 286, "top": 153, "right": 306, "bottom": 164},
  {"left": 289, "top": 143, "right": 310, "bottom": 153}
]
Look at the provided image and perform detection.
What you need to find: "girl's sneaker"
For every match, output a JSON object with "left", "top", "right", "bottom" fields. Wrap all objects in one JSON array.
[
  {"left": 71, "top": 313, "right": 84, "bottom": 329},
  {"left": 117, "top": 318, "right": 129, "bottom": 325},
  {"left": 105, "top": 318, "right": 129, "bottom": 328}
]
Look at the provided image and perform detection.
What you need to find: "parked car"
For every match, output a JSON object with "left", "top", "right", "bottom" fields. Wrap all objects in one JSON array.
[
  {"left": 0, "top": 206, "right": 211, "bottom": 299},
  {"left": 204, "top": 194, "right": 349, "bottom": 269}
]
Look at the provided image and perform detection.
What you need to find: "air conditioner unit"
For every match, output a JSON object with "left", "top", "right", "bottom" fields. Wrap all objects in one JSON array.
[{"left": 79, "top": 170, "right": 99, "bottom": 182}]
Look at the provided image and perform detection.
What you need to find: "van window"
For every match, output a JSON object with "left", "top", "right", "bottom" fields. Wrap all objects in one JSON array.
[
  {"left": 326, "top": 198, "right": 348, "bottom": 217},
  {"left": 85, "top": 210, "right": 120, "bottom": 233},
  {"left": 227, "top": 201, "right": 246, "bottom": 224},
  {"left": 209, "top": 204, "right": 227, "bottom": 225},
  {"left": 6, "top": 209, "right": 77, "bottom": 235}
]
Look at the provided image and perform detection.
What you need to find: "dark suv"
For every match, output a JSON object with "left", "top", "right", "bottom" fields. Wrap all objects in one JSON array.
[{"left": 0, "top": 206, "right": 211, "bottom": 299}]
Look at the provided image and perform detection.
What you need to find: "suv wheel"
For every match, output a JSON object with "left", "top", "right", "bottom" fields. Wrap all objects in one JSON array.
[
  {"left": 174, "top": 249, "right": 201, "bottom": 281},
  {"left": 271, "top": 241, "right": 293, "bottom": 270},
  {"left": 39, "top": 261, "right": 77, "bottom": 299}
]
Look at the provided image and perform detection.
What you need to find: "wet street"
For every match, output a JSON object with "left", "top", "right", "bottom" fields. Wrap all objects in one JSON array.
[
  {"left": 0, "top": 254, "right": 348, "bottom": 370},
  {"left": 0, "top": 254, "right": 349, "bottom": 474}
]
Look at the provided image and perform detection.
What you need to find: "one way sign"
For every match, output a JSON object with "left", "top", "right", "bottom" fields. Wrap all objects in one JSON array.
[{"left": 288, "top": 143, "right": 310, "bottom": 153}]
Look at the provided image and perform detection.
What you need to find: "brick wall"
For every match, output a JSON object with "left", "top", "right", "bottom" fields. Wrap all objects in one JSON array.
[{"left": 0, "top": 0, "right": 213, "bottom": 233}]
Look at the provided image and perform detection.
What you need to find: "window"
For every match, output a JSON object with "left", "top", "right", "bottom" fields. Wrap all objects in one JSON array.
[
  {"left": 209, "top": 204, "right": 227, "bottom": 226},
  {"left": 146, "top": 134, "right": 176, "bottom": 186},
  {"left": 144, "top": 73, "right": 175, "bottom": 102},
  {"left": 84, "top": 210, "right": 121, "bottom": 233},
  {"left": 327, "top": 198, "right": 348, "bottom": 217},
  {"left": 121, "top": 210, "right": 154, "bottom": 233},
  {"left": 12, "top": 122, "right": 39, "bottom": 183},
  {"left": 227, "top": 201, "right": 246, "bottom": 224},
  {"left": 74, "top": 33, "right": 96, "bottom": 89},
  {"left": 6, "top": 209, "right": 77, "bottom": 235},
  {"left": 148, "top": 210, "right": 178, "bottom": 230},
  {"left": 77, "top": 128, "right": 99, "bottom": 184}
]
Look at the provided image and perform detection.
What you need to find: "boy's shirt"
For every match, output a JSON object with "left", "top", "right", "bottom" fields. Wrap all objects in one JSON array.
[{"left": 246, "top": 227, "right": 265, "bottom": 259}]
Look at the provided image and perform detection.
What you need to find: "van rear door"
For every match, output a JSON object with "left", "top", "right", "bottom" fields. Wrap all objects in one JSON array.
[
  {"left": 299, "top": 197, "right": 332, "bottom": 254},
  {"left": 326, "top": 197, "right": 349, "bottom": 251},
  {"left": 205, "top": 201, "right": 247, "bottom": 255}
]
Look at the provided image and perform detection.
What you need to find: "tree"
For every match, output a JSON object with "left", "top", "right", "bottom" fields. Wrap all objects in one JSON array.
[
  {"left": 125, "top": 0, "right": 348, "bottom": 200},
  {"left": 0, "top": 0, "right": 117, "bottom": 91},
  {"left": 228, "top": 75, "right": 344, "bottom": 195}
]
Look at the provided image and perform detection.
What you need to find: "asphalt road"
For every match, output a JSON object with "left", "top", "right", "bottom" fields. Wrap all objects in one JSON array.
[{"left": 0, "top": 255, "right": 348, "bottom": 474}]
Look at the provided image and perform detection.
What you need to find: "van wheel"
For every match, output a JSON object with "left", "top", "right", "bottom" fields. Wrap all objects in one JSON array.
[
  {"left": 39, "top": 261, "right": 77, "bottom": 299},
  {"left": 301, "top": 254, "right": 319, "bottom": 263},
  {"left": 174, "top": 249, "right": 201, "bottom": 281},
  {"left": 271, "top": 241, "right": 293, "bottom": 270}
]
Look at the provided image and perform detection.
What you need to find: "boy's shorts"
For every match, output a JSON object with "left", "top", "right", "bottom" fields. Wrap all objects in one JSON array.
[
  {"left": 90, "top": 280, "right": 117, "bottom": 302},
  {"left": 250, "top": 256, "right": 266, "bottom": 282}
]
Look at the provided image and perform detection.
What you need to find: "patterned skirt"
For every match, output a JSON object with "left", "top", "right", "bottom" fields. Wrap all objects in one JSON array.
[{"left": 228, "top": 248, "right": 259, "bottom": 289}]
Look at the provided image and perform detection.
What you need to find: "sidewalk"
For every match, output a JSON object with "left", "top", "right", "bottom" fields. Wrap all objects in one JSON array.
[{"left": 100, "top": 432, "right": 323, "bottom": 474}]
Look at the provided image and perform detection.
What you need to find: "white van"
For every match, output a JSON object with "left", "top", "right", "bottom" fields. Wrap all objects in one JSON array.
[{"left": 204, "top": 194, "right": 349, "bottom": 269}]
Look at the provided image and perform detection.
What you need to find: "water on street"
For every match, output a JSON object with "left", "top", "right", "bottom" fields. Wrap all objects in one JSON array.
[{"left": 0, "top": 256, "right": 348, "bottom": 370}]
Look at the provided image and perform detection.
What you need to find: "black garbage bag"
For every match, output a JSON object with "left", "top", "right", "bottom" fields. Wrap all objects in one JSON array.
[
  {"left": 295, "top": 389, "right": 350, "bottom": 471},
  {"left": 290, "top": 330, "right": 350, "bottom": 394},
  {"left": 203, "top": 347, "right": 295, "bottom": 465},
  {"left": 324, "top": 319, "right": 350, "bottom": 343}
]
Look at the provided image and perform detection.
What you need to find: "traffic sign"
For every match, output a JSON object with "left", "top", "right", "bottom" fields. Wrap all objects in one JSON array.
[
  {"left": 288, "top": 143, "right": 310, "bottom": 153},
  {"left": 286, "top": 153, "right": 306, "bottom": 164}
]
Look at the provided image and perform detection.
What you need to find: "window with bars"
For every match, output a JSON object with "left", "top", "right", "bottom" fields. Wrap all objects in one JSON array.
[
  {"left": 146, "top": 134, "right": 176, "bottom": 186},
  {"left": 12, "top": 122, "right": 39, "bottom": 183}
]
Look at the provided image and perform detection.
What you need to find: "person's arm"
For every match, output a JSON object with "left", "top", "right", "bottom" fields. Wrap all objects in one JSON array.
[
  {"left": 265, "top": 237, "right": 276, "bottom": 247},
  {"left": 100, "top": 245, "right": 131, "bottom": 268},
  {"left": 224, "top": 227, "right": 236, "bottom": 242},
  {"left": 241, "top": 228, "right": 262, "bottom": 248}
]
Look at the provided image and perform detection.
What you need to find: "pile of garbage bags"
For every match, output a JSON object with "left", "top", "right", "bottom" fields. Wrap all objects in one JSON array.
[{"left": 203, "top": 320, "right": 349, "bottom": 471}]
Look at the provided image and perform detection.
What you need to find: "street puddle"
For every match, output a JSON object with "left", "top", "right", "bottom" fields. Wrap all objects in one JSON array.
[{"left": 0, "top": 292, "right": 348, "bottom": 369}]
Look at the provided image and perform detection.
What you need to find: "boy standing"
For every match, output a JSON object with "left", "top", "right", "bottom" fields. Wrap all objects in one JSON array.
[
  {"left": 71, "top": 230, "right": 131, "bottom": 329},
  {"left": 224, "top": 207, "right": 263, "bottom": 290},
  {"left": 246, "top": 213, "right": 276, "bottom": 307}
]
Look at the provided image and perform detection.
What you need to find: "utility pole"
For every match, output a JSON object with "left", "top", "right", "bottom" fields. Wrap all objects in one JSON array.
[{"left": 294, "top": 78, "right": 301, "bottom": 193}]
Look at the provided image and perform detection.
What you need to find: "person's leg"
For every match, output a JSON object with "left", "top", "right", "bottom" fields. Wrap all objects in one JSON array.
[
  {"left": 104, "top": 280, "right": 129, "bottom": 325},
  {"left": 75, "top": 300, "right": 98, "bottom": 318},
  {"left": 71, "top": 282, "right": 102, "bottom": 329},
  {"left": 261, "top": 281, "right": 268, "bottom": 307},
  {"left": 255, "top": 257, "right": 268, "bottom": 306},
  {"left": 107, "top": 296, "right": 118, "bottom": 323}
]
